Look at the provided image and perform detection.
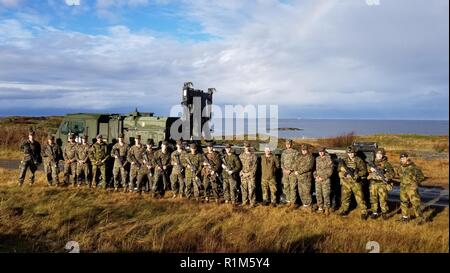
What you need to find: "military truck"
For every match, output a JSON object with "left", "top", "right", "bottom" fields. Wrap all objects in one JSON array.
[{"left": 55, "top": 82, "right": 214, "bottom": 146}]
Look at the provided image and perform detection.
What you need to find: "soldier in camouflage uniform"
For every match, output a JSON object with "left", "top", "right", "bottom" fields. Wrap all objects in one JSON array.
[
  {"left": 202, "top": 142, "right": 221, "bottom": 203},
  {"left": 63, "top": 134, "right": 78, "bottom": 186},
  {"left": 170, "top": 140, "right": 186, "bottom": 198},
  {"left": 152, "top": 141, "right": 171, "bottom": 198},
  {"left": 42, "top": 135, "right": 62, "bottom": 186},
  {"left": 184, "top": 143, "right": 203, "bottom": 200},
  {"left": 260, "top": 146, "right": 280, "bottom": 207},
  {"left": 76, "top": 135, "right": 91, "bottom": 186},
  {"left": 313, "top": 147, "right": 333, "bottom": 215},
  {"left": 281, "top": 139, "right": 298, "bottom": 205},
  {"left": 367, "top": 148, "right": 395, "bottom": 220},
  {"left": 111, "top": 133, "right": 129, "bottom": 191},
  {"left": 18, "top": 130, "right": 42, "bottom": 186},
  {"left": 138, "top": 139, "right": 156, "bottom": 193},
  {"left": 293, "top": 144, "right": 314, "bottom": 212},
  {"left": 239, "top": 142, "right": 258, "bottom": 207},
  {"left": 395, "top": 152, "right": 426, "bottom": 224},
  {"left": 338, "top": 146, "right": 368, "bottom": 220},
  {"left": 127, "top": 135, "right": 145, "bottom": 193},
  {"left": 221, "top": 144, "right": 242, "bottom": 204},
  {"left": 90, "top": 134, "right": 109, "bottom": 189}
]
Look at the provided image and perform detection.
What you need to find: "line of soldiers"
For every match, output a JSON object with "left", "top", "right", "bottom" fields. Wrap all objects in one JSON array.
[{"left": 18, "top": 131, "right": 426, "bottom": 224}]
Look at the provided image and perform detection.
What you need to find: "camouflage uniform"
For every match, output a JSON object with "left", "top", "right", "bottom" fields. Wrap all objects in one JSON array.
[
  {"left": 90, "top": 140, "right": 109, "bottom": 188},
  {"left": 313, "top": 153, "right": 333, "bottom": 210},
  {"left": 127, "top": 144, "right": 145, "bottom": 191},
  {"left": 293, "top": 151, "right": 314, "bottom": 207},
  {"left": 63, "top": 141, "right": 78, "bottom": 185},
  {"left": 170, "top": 149, "right": 186, "bottom": 196},
  {"left": 368, "top": 157, "right": 394, "bottom": 214},
  {"left": 152, "top": 149, "right": 171, "bottom": 196},
  {"left": 395, "top": 159, "right": 425, "bottom": 220},
  {"left": 239, "top": 151, "right": 258, "bottom": 205},
  {"left": 138, "top": 147, "right": 156, "bottom": 192},
  {"left": 338, "top": 155, "right": 368, "bottom": 215},
  {"left": 111, "top": 142, "right": 130, "bottom": 189},
  {"left": 184, "top": 149, "right": 203, "bottom": 199},
  {"left": 76, "top": 141, "right": 91, "bottom": 185},
  {"left": 221, "top": 149, "right": 242, "bottom": 203},
  {"left": 260, "top": 153, "right": 280, "bottom": 205},
  {"left": 281, "top": 147, "right": 298, "bottom": 203},
  {"left": 202, "top": 150, "right": 221, "bottom": 200},
  {"left": 42, "top": 140, "right": 62, "bottom": 185}
]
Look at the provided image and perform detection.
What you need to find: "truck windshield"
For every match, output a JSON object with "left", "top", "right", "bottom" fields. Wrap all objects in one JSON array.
[{"left": 60, "top": 120, "right": 85, "bottom": 135}]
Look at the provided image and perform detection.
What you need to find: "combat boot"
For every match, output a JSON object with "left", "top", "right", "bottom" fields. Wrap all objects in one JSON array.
[
  {"left": 361, "top": 213, "right": 368, "bottom": 220},
  {"left": 370, "top": 213, "right": 379, "bottom": 219},
  {"left": 397, "top": 216, "right": 409, "bottom": 223},
  {"left": 316, "top": 207, "right": 324, "bottom": 214},
  {"left": 271, "top": 202, "right": 277, "bottom": 208},
  {"left": 324, "top": 208, "right": 330, "bottom": 216},
  {"left": 339, "top": 210, "right": 349, "bottom": 217},
  {"left": 381, "top": 212, "right": 389, "bottom": 220}
]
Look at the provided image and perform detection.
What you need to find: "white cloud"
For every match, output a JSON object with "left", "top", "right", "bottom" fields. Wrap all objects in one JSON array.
[{"left": 0, "top": 0, "right": 21, "bottom": 8}]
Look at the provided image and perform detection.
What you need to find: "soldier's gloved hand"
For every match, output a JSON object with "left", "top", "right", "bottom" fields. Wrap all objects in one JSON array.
[
  {"left": 227, "top": 170, "right": 233, "bottom": 175},
  {"left": 370, "top": 167, "right": 376, "bottom": 172},
  {"left": 221, "top": 164, "right": 227, "bottom": 169},
  {"left": 211, "top": 171, "right": 215, "bottom": 175}
]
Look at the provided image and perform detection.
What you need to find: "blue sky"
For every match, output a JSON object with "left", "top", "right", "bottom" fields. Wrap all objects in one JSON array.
[{"left": 0, "top": 0, "right": 448, "bottom": 119}]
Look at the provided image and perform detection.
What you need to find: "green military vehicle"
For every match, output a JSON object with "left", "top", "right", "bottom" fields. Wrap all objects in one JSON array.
[{"left": 55, "top": 82, "right": 214, "bottom": 146}]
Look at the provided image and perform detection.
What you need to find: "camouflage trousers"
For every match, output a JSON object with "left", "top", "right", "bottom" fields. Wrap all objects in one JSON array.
[
  {"left": 170, "top": 171, "right": 184, "bottom": 195},
  {"left": 369, "top": 181, "right": 392, "bottom": 213},
  {"left": 112, "top": 161, "right": 127, "bottom": 188},
  {"left": 137, "top": 166, "right": 153, "bottom": 192},
  {"left": 63, "top": 161, "right": 77, "bottom": 185},
  {"left": 340, "top": 180, "right": 367, "bottom": 214},
  {"left": 241, "top": 175, "right": 256, "bottom": 205},
  {"left": 315, "top": 178, "right": 331, "bottom": 209},
  {"left": 43, "top": 160, "right": 59, "bottom": 185},
  {"left": 129, "top": 164, "right": 140, "bottom": 189},
  {"left": 152, "top": 169, "right": 168, "bottom": 195},
  {"left": 92, "top": 163, "right": 106, "bottom": 188},
  {"left": 400, "top": 184, "right": 423, "bottom": 218},
  {"left": 223, "top": 175, "right": 238, "bottom": 202},
  {"left": 185, "top": 175, "right": 201, "bottom": 198},
  {"left": 281, "top": 172, "right": 294, "bottom": 202},
  {"left": 203, "top": 175, "right": 220, "bottom": 199},
  {"left": 76, "top": 162, "right": 90, "bottom": 185},
  {"left": 291, "top": 174, "right": 312, "bottom": 206},
  {"left": 261, "top": 177, "right": 276, "bottom": 204},
  {"left": 18, "top": 160, "right": 37, "bottom": 184}
]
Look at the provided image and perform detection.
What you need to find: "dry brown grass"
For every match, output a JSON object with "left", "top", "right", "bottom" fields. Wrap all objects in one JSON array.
[{"left": 0, "top": 168, "right": 448, "bottom": 253}]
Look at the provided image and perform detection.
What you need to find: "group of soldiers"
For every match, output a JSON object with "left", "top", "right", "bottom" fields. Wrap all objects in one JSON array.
[{"left": 18, "top": 130, "right": 426, "bottom": 224}]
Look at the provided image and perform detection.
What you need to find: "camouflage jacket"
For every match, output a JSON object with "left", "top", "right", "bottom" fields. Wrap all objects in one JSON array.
[
  {"left": 76, "top": 143, "right": 91, "bottom": 162},
  {"left": 281, "top": 148, "right": 298, "bottom": 172},
  {"left": 261, "top": 153, "right": 280, "bottom": 180},
  {"left": 171, "top": 150, "right": 186, "bottom": 174},
  {"left": 295, "top": 153, "right": 314, "bottom": 177},
  {"left": 184, "top": 153, "right": 203, "bottom": 177},
  {"left": 127, "top": 145, "right": 146, "bottom": 166},
  {"left": 63, "top": 142, "right": 78, "bottom": 162},
  {"left": 338, "top": 156, "right": 367, "bottom": 182},
  {"left": 20, "top": 139, "right": 42, "bottom": 163},
  {"left": 395, "top": 160, "right": 425, "bottom": 187},
  {"left": 202, "top": 151, "right": 221, "bottom": 176},
  {"left": 221, "top": 152, "right": 242, "bottom": 178},
  {"left": 239, "top": 152, "right": 257, "bottom": 178},
  {"left": 142, "top": 148, "right": 156, "bottom": 169},
  {"left": 111, "top": 143, "right": 130, "bottom": 162},
  {"left": 368, "top": 157, "right": 395, "bottom": 183},
  {"left": 153, "top": 150, "right": 171, "bottom": 172},
  {"left": 42, "top": 143, "right": 63, "bottom": 163},
  {"left": 314, "top": 154, "right": 333, "bottom": 180},
  {"left": 89, "top": 141, "right": 109, "bottom": 164}
]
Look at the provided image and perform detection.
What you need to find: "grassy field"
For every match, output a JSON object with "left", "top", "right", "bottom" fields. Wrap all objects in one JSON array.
[{"left": 0, "top": 168, "right": 448, "bottom": 253}]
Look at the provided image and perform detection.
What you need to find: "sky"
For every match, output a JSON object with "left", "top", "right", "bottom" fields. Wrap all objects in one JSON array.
[{"left": 0, "top": 0, "right": 448, "bottom": 119}]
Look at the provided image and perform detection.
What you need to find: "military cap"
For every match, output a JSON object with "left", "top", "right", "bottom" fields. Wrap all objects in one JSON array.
[
  {"left": 28, "top": 128, "right": 35, "bottom": 135},
  {"left": 301, "top": 144, "right": 308, "bottom": 150},
  {"left": 96, "top": 134, "right": 103, "bottom": 139},
  {"left": 286, "top": 139, "right": 293, "bottom": 144},
  {"left": 317, "top": 146, "right": 326, "bottom": 152},
  {"left": 118, "top": 133, "right": 124, "bottom": 138},
  {"left": 225, "top": 143, "right": 232, "bottom": 148},
  {"left": 161, "top": 140, "right": 169, "bottom": 146},
  {"left": 135, "top": 135, "right": 141, "bottom": 140},
  {"left": 175, "top": 139, "right": 182, "bottom": 145},
  {"left": 147, "top": 138, "right": 154, "bottom": 145},
  {"left": 189, "top": 143, "right": 197, "bottom": 149},
  {"left": 68, "top": 133, "right": 75, "bottom": 139},
  {"left": 400, "top": 152, "right": 408, "bottom": 158},
  {"left": 243, "top": 141, "right": 250, "bottom": 147},
  {"left": 346, "top": 146, "right": 355, "bottom": 153},
  {"left": 47, "top": 135, "right": 55, "bottom": 140},
  {"left": 82, "top": 135, "right": 88, "bottom": 140},
  {"left": 376, "top": 148, "right": 386, "bottom": 155},
  {"left": 206, "top": 142, "right": 214, "bottom": 147}
]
